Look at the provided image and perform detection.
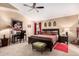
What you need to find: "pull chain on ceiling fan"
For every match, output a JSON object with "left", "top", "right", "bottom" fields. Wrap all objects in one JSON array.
[{"left": 23, "top": 3, "right": 44, "bottom": 12}]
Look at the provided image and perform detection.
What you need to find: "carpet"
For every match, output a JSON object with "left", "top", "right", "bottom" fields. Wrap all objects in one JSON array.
[{"left": 54, "top": 42, "right": 68, "bottom": 53}]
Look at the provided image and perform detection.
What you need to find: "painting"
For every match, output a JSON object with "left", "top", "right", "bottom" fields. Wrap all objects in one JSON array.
[
  {"left": 53, "top": 21, "right": 56, "bottom": 26},
  {"left": 48, "top": 21, "right": 51, "bottom": 27},
  {"left": 44, "top": 22, "right": 47, "bottom": 27},
  {"left": 27, "top": 25, "right": 31, "bottom": 28},
  {"left": 12, "top": 20, "right": 23, "bottom": 30}
]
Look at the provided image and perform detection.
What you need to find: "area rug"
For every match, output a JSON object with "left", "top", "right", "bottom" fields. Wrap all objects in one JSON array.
[{"left": 53, "top": 42, "right": 68, "bottom": 53}]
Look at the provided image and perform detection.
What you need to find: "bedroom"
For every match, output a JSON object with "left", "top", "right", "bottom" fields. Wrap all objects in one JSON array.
[{"left": 0, "top": 3, "right": 78, "bottom": 56}]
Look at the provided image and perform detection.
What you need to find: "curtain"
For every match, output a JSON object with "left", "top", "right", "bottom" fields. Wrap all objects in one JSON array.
[
  {"left": 39, "top": 22, "right": 42, "bottom": 33},
  {"left": 34, "top": 23, "right": 36, "bottom": 35}
]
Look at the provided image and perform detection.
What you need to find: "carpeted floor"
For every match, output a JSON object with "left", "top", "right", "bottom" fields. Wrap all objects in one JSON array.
[{"left": 0, "top": 42, "right": 79, "bottom": 56}]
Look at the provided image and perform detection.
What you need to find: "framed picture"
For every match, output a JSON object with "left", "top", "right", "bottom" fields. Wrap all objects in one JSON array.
[
  {"left": 53, "top": 21, "right": 56, "bottom": 26},
  {"left": 48, "top": 21, "right": 51, "bottom": 27},
  {"left": 11, "top": 20, "right": 23, "bottom": 30},
  {"left": 44, "top": 22, "right": 47, "bottom": 27},
  {"left": 27, "top": 25, "right": 31, "bottom": 28}
]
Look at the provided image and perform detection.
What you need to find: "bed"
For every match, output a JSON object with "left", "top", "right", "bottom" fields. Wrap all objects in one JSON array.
[{"left": 28, "top": 29, "right": 60, "bottom": 51}]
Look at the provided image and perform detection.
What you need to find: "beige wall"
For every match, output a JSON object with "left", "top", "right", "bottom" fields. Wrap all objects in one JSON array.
[
  {"left": 40, "top": 15, "right": 79, "bottom": 41},
  {"left": 0, "top": 29, "right": 11, "bottom": 39},
  {"left": 0, "top": 7, "right": 34, "bottom": 40},
  {"left": 23, "top": 18, "right": 34, "bottom": 37},
  {"left": 0, "top": 7, "right": 27, "bottom": 39}
]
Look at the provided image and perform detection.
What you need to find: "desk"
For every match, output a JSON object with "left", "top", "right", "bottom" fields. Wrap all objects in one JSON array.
[{"left": 12, "top": 34, "right": 27, "bottom": 43}]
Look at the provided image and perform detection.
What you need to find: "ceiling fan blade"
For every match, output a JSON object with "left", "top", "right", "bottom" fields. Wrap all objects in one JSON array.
[
  {"left": 23, "top": 4, "right": 32, "bottom": 8},
  {"left": 36, "top": 6, "right": 44, "bottom": 9},
  {"left": 33, "top": 3, "right": 36, "bottom": 8},
  {"left": 35, "top": 9, "right": 39, "bottom": 12},
  {"left": 28, "top": 8, "right": 34, "bottom": 12}
]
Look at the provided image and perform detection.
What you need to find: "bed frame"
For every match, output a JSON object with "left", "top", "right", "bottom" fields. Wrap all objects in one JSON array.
[
  {"left": 28, "top": 28, "right": 60, "bottom": 51},
  {"left": 42, "top": 29, "right": 60, "bottom": 36}
]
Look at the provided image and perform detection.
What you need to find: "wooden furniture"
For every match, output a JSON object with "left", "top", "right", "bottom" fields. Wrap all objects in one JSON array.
[
  {"left": 58, "top": 32, "right": 68, "bottom": 44},
  {"left": 1, "top": 35, "right": 8, "bottom": 47},
  {"left": 58, "top": 36, "right": 68, "bottom": 44},
  {"left": 71, "top": 40, "right": 79, "bottom": 45},
  {"left": 28, "top": 29, "right": 60, "bottom": 51},
  {"left": 12, "top": 30, "right": 26, "bottom": 43},
  {"left": 1, "top": 38, "right": 8, "bottom": 47},
  {"left": 42, "top": 29, "right": 60, "bottom": 35},
  {"left": 77, "top": 27, "right": 79, "bottom": 38},
  {"left": 28, "top": 36, "right": 53, "bottom": 51}
]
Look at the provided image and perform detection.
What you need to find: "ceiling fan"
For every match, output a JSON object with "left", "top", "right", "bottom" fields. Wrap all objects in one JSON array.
[{"left": 23, "top": 3, "right": 44, "bottom": 12}]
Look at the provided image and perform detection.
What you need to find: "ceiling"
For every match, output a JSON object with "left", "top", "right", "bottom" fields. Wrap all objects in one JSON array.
[
  {"left": 0, "top": 3, "right": 18, "bottom": 10},
  {"left": 10, "top": 3, "right": 79, "bottom": 21}
]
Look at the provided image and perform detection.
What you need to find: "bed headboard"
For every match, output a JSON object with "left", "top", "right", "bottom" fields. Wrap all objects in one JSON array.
[{"left": 42, "top": 29, "right": 60, "bottom": 36}]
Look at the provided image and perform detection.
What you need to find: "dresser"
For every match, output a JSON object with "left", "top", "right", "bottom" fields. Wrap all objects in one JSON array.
[{"left": 58, "top": 36, "right": 68, "bottom": 44}]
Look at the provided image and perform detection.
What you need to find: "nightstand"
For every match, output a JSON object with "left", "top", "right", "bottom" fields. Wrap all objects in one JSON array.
[{"left": 58, "top": 36, "right": 68, "bottom": 44}]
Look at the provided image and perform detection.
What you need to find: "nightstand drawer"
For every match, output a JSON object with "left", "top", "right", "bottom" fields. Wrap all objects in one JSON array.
[{"left": 58, "top": 36, "right": 68, "bottom": 44}]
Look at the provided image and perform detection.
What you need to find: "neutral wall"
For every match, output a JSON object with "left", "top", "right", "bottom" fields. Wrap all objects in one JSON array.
[
  {"left": 0, "top": 7, "right": 27, "bottom": 39},
  {"left": 0, "top": 7, "right": 34, "bottom": 41},
  {"left": 40, "top": 15, "right": 79, "bottom": 41},
  {"left": 23, "top": 18, "right": 34, "bottom": 37}
]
